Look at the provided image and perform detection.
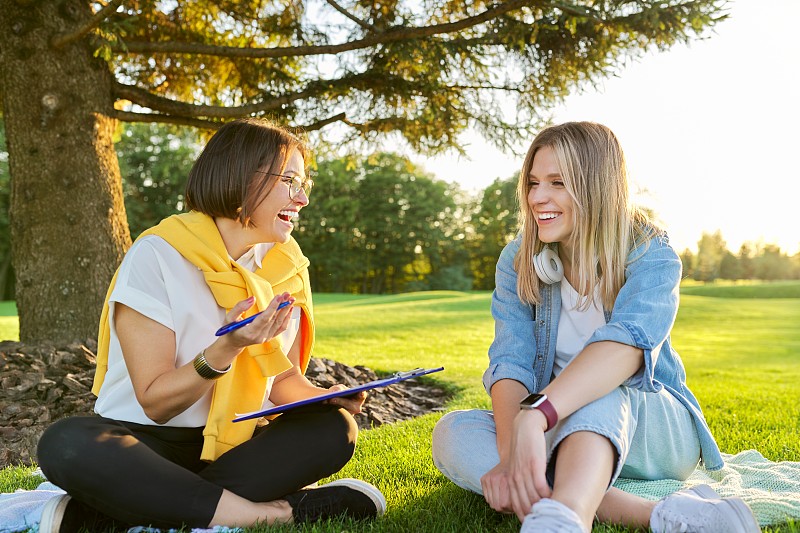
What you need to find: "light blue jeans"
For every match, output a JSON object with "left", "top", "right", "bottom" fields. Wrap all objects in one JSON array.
[{"left": 432, "top": 385, "right": 701, "bottom": 494}]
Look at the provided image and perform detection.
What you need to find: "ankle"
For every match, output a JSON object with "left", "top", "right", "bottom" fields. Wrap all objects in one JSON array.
[
  {"left": 552, "top": 499, "right": 593, "bottom": 531},
  {"left": 523, "top": 499, "right": 590, "bottom": 533},
  {"left": 259, "top": 499, "right": 293, "bottom": 525},
  {"left": 209, "top": 489, "right": 293, "bottom": 527},
  {"left": 549, "top": 492, "right": 596, "bottom": 531}
]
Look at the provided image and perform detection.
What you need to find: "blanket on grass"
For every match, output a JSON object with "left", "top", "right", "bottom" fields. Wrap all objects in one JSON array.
[{"left": 614, "top": 450, "right": 800, "bottom": 526}]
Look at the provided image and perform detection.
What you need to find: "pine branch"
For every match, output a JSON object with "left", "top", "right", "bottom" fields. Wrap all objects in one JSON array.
[
  {"left": 550, "top": 2, "right": 602, "bottom": 20},
  {"left": 113, "top": 82, "right": 317, "bottom": 118},
  {"left": 301, "top": 112, "right": 347, "bottom": 131},
  {"left": 113, "top": 0, "right": 538, "bottom": 59},
  {"left": 51, "top": 0, "right": 125, "bottom": 49},
  {"left": 112, "top": 109, "right": 347, "bottom": 132},
  {"left": 112, "top": 110, "right": 223, "bottom": 129},
  {"left": 325, "top": 0, "right": 379, "bottom": 32},
  {"left": 449, "top": 84, "right": 526, "bottom": 92},
  {"left": 112, "top": 67, "right": 395, "bottom": 120}
]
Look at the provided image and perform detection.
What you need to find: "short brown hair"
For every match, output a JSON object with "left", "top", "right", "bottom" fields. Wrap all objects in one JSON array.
[{"left": 185, "top": 118, "right": 310, "bottom": 225}]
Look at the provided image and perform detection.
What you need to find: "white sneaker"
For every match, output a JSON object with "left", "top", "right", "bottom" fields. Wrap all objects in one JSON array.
[
  {"left": 683, "top": 484, "right": 722, "bottom": 500},
  {"left": 38, "top": 494, "right": 117, "bottom": 532},
  {"left": 650, "top": 484, "right": 760, "bottom": 533},
  {"left": 39, "top": 494, "right": 71, "bottom": 533},
  {"left": 521, "top": 498, "right": 589, "bottom": 533}
]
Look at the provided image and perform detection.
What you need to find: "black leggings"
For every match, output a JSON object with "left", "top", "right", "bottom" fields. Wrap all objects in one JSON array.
[{"left": 37, "top": 404, "right": 357, "bottom": 528}]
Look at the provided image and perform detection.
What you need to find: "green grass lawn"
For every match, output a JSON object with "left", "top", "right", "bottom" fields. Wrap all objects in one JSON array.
[
  {"left": 679, "top": 280, "right": 800, "bottom": 299},
  {"left": 0, "top": 301, "right": 19, "bottom": 341},
  {"left": 2, "top": 285, "right": 800, "bottom": 532}
]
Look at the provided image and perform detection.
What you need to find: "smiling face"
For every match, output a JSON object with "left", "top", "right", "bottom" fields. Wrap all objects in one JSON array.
[
  {"left": 527, "top": 145, "right": 576, "bottom": 250},
  {"left": 248, "top": 148, "right": 309, "bottom": 244}
]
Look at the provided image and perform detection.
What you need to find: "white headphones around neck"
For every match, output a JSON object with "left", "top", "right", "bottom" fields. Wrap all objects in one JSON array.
[{"left": 533, "top": 245, "right": 564, "bottom": 284}]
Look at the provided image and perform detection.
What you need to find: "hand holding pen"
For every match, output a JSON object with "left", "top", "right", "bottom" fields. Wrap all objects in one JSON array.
[{"left": 216, "top": 293, "right": 295, "bottom": 345}]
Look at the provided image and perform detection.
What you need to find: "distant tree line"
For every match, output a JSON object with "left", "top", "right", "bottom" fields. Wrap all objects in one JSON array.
[
  {"left": 0, "top": 123, "right": 797, "bottom": 300},
  {"left": 295, "top": 153, "right": 519, "bottom": 293},
  {"left": 680, "top": 230, "right": 800, "bottom": 282}
]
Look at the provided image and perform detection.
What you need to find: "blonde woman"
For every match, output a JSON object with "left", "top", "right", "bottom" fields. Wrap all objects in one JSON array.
[{"left": 432, "top": 122, "right": 759, "bottom": 532}]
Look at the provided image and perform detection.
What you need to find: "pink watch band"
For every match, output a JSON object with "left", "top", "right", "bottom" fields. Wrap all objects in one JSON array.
[{"left": 536, "top": 397, "right": 559, "bottom": 432}]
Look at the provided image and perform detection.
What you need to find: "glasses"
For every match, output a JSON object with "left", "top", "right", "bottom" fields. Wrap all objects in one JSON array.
[{"left": 257, "top": 172, "right": 314, "bottom": 201}]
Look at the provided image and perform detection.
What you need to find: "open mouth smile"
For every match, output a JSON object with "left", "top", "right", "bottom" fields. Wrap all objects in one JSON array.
[
  {"left": 278, "top": 210, "right": 298, "bottom": 223},
  {"left": 537, "top": 212, "right": 560, "bottom": 221}
]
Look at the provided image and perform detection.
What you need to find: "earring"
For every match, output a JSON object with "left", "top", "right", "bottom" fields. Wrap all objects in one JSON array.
[{"left": 533, "top": 245, "right": 564, "bottom": 284}]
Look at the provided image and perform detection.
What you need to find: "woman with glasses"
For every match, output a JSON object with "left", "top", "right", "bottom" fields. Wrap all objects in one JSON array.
[{"left": 36, "top": 118, "right": 386, "bottom": 532}]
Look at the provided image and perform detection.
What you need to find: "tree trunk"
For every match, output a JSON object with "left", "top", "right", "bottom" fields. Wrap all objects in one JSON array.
[{"left": 0, "top": 0, "right": 131, "bottom": 343}]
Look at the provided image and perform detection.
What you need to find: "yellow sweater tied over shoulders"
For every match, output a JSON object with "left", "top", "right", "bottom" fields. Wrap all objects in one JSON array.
[{"left": 92, "top": 211, "right": 315, "bottom": 461}]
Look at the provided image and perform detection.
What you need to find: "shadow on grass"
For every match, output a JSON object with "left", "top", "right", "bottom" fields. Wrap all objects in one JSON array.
[{"left": 386, "top": 483, "right": 519, "bottom": 533}]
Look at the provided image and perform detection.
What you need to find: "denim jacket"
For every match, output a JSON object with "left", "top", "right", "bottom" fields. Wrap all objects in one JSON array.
[{"left": 482, "top": 233, "right": 724, "bottom": 470}]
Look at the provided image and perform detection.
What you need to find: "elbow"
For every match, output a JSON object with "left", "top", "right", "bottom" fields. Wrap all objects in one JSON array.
[
  {"left": 137, "top": 394, "right": 173, "bottom": 425},
  {"left": 620, "top": 344, "right": 645, "bottom": 377},
  {"left": 134, "top": 382, "right": 178, "bottom": 425},
  {"left": 142, "top": 405, "right": 171, "bottom": 425}
]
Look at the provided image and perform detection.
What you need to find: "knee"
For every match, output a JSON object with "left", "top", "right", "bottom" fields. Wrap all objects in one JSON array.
[
  {"left": 432, "top": 410, "right": 480, "bottom": 468},
  {"left": 431, "top": 410, "right": 497, "bottom": 494},
  {"left": 38, "top": 417, "right": 89, "bottom": 462},
  {"left": 37, "top": 417, "right": 96, "bottom": 481},
  {"left": 431, "top": 411, "right": 457, "bottom": 464},
  {"left": 562, "top": 387, "right": 632, "bottom": 434},
  {"left": 315, "top": 406, "right": 358, "bottom": 466}
]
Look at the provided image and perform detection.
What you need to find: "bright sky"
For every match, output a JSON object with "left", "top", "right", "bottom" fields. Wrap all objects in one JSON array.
[{"left": 417, "top": 0, "right": 800, "bottom": 255}]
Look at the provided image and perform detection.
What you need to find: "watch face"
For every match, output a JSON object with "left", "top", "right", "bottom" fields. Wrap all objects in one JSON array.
[{"left": 520, "top": 393, "right": 546, "bottom": 409}]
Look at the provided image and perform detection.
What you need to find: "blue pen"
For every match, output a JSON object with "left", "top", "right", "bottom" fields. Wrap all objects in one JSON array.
[{"left": 214, "top": 300, "right": 292, "bottom": 336}]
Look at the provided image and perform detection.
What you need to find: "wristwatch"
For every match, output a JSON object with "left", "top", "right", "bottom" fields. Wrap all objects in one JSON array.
[{"left": 519, "top": 393, "right": 558, "bottom": 432}]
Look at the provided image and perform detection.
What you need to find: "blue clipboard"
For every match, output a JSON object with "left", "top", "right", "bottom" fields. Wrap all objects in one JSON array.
[{"left": 233, "top": 366, "right": 444, "bottom": 422}]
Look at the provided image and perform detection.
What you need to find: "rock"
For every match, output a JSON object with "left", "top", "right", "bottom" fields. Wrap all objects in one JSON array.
[
  {"left": 304, "top": 358, "right": 450, "bottom": 430},
  {"left": 0, "top": 341, "right": 450, "bottom": 469}
]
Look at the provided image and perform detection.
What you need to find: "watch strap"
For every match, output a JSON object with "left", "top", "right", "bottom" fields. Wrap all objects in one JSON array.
[{"left": 535, "top": 396, "right": 558, "bottom": 432}]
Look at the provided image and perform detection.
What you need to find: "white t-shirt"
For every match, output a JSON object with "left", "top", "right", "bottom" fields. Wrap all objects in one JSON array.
[
  {"left": 553, "top": 280, "right": 606, "bottom": 377},
  {"left": 94, "top": 235, "right": 301, "bottom": 427}
]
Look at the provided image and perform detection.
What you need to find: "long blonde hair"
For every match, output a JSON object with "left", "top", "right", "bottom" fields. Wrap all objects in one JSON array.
[{"left": 514, "top": 122, "right": 656, "bottom": 311}]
